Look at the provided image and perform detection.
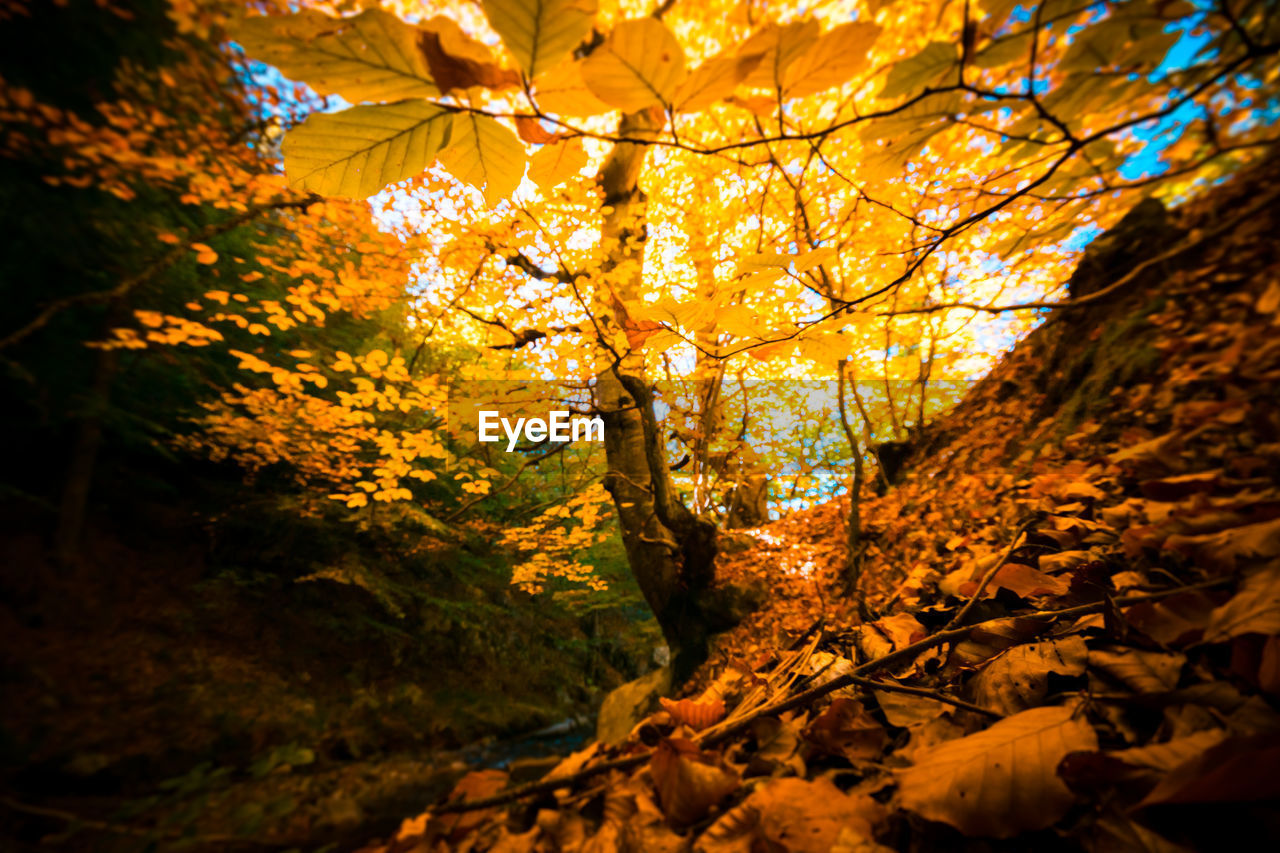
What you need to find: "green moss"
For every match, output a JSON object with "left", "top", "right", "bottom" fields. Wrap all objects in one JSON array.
[{"left": 1054, "top": 297, "right": 1165, "bottom": 437}]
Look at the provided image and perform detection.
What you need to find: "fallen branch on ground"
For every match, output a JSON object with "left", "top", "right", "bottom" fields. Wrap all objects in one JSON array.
[{"left": 426, "top": 577, "right": 1230, "bottom": 815}]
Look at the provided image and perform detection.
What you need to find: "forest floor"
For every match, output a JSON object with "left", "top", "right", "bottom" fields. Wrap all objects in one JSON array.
[
  {"left": 352, "top": 158, "right": 1280, "bottom": 851},
  {"left": 0, "top": 490, "right": 656, "bottom": 849}
]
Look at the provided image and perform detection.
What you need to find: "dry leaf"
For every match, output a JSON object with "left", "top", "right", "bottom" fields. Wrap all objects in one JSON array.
[
  {"left": 1089, "top": 647, "right": 1185, "bottom": 693},
  {"left": 660, "top": 696, "right": 727, "bottom": 730},
  {"left": 804, "top": 697, "right": 888, "bottom": 761},
  {"left": 970, "top": 636, "right": 1087, "bottom": 715},
  {"left": 1203, "top": 564, "right": 1280, "bottom": 641},
  {"left": 897, "top": 704, "right": 1097, "bottom": 837},
  {"left": 698, "top": 777, "right": 883, "bottom": 853},
  {"left": 650, "top": 737, "right": 739, "bottom": 826}
]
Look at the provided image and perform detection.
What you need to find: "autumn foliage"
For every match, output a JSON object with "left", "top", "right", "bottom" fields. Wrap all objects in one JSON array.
[{"left": 2, "top": 0, "right": 1280, "bottom": 848}]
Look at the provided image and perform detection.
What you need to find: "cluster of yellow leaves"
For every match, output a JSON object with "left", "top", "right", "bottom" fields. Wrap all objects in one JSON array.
[
  {"left": 176, "top": 346, "right": 456, "bottom": 510},
  {"left": 502, "top": 483, "right": 613, "bottom": 593}
]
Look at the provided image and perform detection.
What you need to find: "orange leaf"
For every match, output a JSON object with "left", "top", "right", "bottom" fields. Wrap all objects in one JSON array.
[
  {"left": 649, "top": 737, "right": 738, "bottom": 826},
  {"left": 418, "top": 16, "right": 520, "bottom": 94},
  {"left": 515, "top": 114, "right": 561, "bottom": 145},
  {"left": 659, "top": 696, "right": 726, "bottom": 730}
]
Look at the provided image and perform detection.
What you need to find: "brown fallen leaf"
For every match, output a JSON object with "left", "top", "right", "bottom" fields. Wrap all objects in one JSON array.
[
  {"left": 697, "top": 777, "right": 885, "bottom": 853},
  {"left": 437, "top": 768, "right": 509, "bottom": 845},
  {"left": 1123, "top": 590, "right": 1218, "bottom": 646},
  {"left": 897, "top": 704, "right": 1097, "bottom": 838},
  {"left": 803, "top": 697, "right": 888, "bottom": 761},
  {"left": 1112, "top": 729, "right": 1228, "bottom": 774},
  {"left": 1139, "top": 733, "right": 1280, "bottom": 806},
  {"left": 1203, "top": 564, "right": 1280, "bottom": 641},
  {"left": 660, "top": 695, "right": 727, "bottom": 731},
  {"left": 947, "top": 616, "right": 1053, "bottom": 670},
  {"left": 970, "top": 635, "right": 1087, "bottom": 715},
  {"left": 873, "top": 688, "right": 947, "bottom": 727},
  {"left": 1140, "top": 469, "right": 1223, "bottom": 501},
  {"left": 871, "top": 612, "right": 927, "bottom": 649},
  {"left": 1038, "top": 550, "right": 1095, "bottom": 573},
  {"left": 1085, "top": 808, "right": 1197, "bottom": 853},
  {"left": 650, "top": 737, "right": 739, "bottom": 827},
  {"left": 747, "top": 715, "right": 805, "bottom": 776},
  {"left": 1089, "top": 647, "right": 1186, "bottom": 693},
  {"left": 959, "top": 562, "right": 1070, "bottom": 599},
  {"left": 1164, "top": 517, "right": 1280, "bottom": 571}
]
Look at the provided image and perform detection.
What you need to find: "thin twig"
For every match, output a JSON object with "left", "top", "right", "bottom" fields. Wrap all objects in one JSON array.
[
  {"left": 878, "top": 187, "right": 1280, "bottom": 318},
  {"left": 845, "top": 675, "right": 1002, "bottom": 719},
  {"left": 944, "top": 517, "right": 1038, "bottom": 631}
]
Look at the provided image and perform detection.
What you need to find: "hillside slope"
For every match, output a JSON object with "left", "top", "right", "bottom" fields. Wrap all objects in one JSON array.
[{"left": 367, "top": 155, "right": 1280, "bottom": 852}]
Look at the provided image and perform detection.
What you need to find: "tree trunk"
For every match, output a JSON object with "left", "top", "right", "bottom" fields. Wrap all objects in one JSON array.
[
  {"left": 836, "top": 359, "right": 870, "bottom": 619},
  {"left": 54, "top": 342, "right": 117, "bottom": 565},
  {"left": 595, "top": 114, "right": 718, "bottom": 679}
]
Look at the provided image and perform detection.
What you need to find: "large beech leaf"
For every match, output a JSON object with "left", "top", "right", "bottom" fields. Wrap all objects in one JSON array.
[
  {"left": 233, "top": 9, "right": 439, "bottom": 102},
  {"left": 528, "top": 137, "right": 588, "bottom": 189},
  {"left": 582, "top": 17, "right": 687, "bottom": 113},
  {"left": 971, "top": 636, "right": 1087, "bottom": 715},
  {"left": 1204, "top": 564, "right": 1280, "bottom": 642},
  {"left": 737, "top": 21, "right": 820, "bottom": 90},
  {"left": 1166, "top": 518, "right": 1280, "bottom": 572},
  {"left": 532, "top": 59, "right": 614, "bottom": 116},
  {"left": 1089, "top": 647, "right": 1185, "bottom": 693},
  {"left": 437, "top": 113, "right": 527, "bottom": 206},
  {"left": 674, "top": 52, "right": 765, "bottom": 112},
  {"left": 650, "top": 737, "right": 738, "bottom": 827},
  {"left": 878, "top": 41, "right": 957, "bottom": 99},
  {"left": 697, "top": 777, "right": 885, "bottom": 853},
  {"left": 282, "top": 100, "right": 453, "bottom": 198},
  {"left": 782, "top": 21, "right": 882, "bottom": 98},
  {"left": 481, "top": 0, "right": 597, "bottom": 80},
  {"left": 897, "top": 704, "right": 1097, "bottom": 837}
]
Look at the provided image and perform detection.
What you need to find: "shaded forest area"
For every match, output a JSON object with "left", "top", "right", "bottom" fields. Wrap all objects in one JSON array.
[{"left": 3, "top": 0, "right": 1280, "bottom": 851}]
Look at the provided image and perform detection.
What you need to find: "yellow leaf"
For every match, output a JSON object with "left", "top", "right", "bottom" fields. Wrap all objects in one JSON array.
[
  {"left": 738, "top": 20, "right": 819, "bottom": 90},
  {"left": 437, "top": 113, "right": 527, "bottom": 206},
  {"left": 973, "top": 31, "right": 1033, "bottom": 69},
  {"left": 282, "top": 100, "right": 453, "bottom": 199},
  {"left": 581, "top": 17, "right": 687, "bottom": 113},
  {"left": 878, "top": 41, "right": 957, "bottom": 99},
  {"left": 481, "top": 0, "right": 597, "bottom": 80},
  {"left": 232, "top": 10, "right": 438, "bottom": 103},
  {"left": 528, "top": 137, "right": 588, "bottom": 189},
  {"left": 191, "top": 243, "right": 218, "bottom": 265},
  {"left": 532, "top": 59, "right": 614, "bottom": 117},
  {"left": 673, "top": 51, "right": 764, "bottom": 112},
  {"left": 782, "top": 21, "right": 881, "bottom": 99}
]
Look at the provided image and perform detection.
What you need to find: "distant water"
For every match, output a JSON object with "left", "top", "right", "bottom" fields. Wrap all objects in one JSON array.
[{"left": 459, "top": 716, "right": 594, "bottom": 769}]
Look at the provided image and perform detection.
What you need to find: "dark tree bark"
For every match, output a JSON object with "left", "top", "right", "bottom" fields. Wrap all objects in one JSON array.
[{"left": 594, "top": 113, "right": 719, "bottom": 680}]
